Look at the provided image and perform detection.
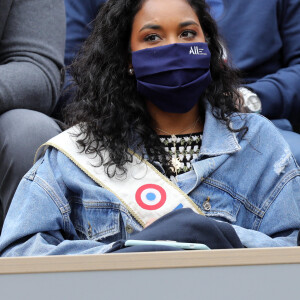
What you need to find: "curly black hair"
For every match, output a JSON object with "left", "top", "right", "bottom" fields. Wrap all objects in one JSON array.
[{"left": 65, "top": 0, "right": 242, "bottom": 177}]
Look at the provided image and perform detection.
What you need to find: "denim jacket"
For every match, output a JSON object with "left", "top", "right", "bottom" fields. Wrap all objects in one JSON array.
[{"left": 1, "top": 108, "right": 300, "bottom": 256}]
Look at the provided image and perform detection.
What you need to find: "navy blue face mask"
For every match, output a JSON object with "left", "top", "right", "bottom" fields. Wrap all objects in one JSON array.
[{"left": 132, "top": 42, "right": 212, "bottom": 113}]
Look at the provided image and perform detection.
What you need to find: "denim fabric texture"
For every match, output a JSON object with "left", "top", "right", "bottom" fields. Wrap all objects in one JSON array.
[{"left": 0, "top": 107, "right": 300, "bottom": 256}]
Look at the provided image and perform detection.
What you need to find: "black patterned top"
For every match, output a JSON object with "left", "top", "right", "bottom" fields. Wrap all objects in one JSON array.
[{"left": 159, "top": 132, "right": 203, "bottom": 177}]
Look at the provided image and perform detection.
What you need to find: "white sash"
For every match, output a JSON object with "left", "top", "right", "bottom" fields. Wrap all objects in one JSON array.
[{"left": 37, "top": 126, "right": 204, "bottom": 227}]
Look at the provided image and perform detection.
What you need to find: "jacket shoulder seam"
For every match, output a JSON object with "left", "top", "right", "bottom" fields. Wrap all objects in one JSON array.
[{"left": 256, "top": 169, "right": 300, "bottom": 230}]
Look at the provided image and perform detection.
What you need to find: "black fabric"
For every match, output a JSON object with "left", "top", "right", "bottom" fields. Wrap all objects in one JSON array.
[{"left": 108, "top": 208, "right": 243, "bottom": 253}]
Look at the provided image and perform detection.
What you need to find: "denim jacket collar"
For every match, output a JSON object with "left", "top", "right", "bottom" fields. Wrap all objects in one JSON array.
[
  {"left": 199, "top": 105, "right": 241, "bottom": 157},
  {"left": 134, "top": 103, "right": 242, "bottom": 158},
  {"left": 131, "top": 103, "right": 242, "bottom": 177},
  {"left": 177, "top": 105, "right": 242, "bottom": 194}
]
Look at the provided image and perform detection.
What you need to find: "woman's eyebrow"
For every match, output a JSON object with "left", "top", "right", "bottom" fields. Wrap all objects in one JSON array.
[
  {"left": 179, "top": 21, "right": 199, "bottom": 28},
  {"left": 139, "top": 20, "right": 199, "bottom": 33},
  {"left": 139, "top": 24, "right": 162, "bottom": 32}
]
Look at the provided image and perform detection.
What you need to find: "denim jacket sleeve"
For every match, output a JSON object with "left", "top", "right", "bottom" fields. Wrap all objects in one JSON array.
[
  {"left": 0, "top": 152, "right": 112, "bottom": 257},
  {"left": 232, "top": 166, "right": 300, "bottom": 248}
]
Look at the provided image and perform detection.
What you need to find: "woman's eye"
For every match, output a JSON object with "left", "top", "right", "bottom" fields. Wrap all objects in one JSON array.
[
  {"left": 144, "top": 34, "right": 161, "bottom": 42},
  {"left": 180, "top": 30, "right": 197, "bottom": 39}
]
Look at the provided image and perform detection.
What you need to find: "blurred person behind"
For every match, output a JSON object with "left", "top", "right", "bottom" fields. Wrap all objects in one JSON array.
[
  {"left": 53, "top": 0, "right": 106, "bottom": 119},
  {"left": 206, "top": 0, "right": 300, "bottom": 163},
  {"left": 0, "top": 0, "right": 65, "bottom": 230}
]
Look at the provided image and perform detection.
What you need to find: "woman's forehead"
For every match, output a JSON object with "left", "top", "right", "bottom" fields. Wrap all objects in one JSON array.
[{"left": 133, "top": 0, "right": 199, "bottom": 26}]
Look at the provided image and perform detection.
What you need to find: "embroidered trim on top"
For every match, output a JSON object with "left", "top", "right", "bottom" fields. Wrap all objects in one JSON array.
[{"left": 160, "top": 132, "right": 203, "bottom": 176}]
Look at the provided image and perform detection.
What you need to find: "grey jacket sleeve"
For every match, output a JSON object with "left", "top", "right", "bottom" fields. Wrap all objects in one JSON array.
[{"left": 0, "top": 0, "right": 66, "bottom": 115}]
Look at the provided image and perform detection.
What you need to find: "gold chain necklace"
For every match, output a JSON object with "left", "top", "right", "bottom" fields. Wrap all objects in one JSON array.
[{"left": 156, "top": 117, "right": 200, "bottom": 176}]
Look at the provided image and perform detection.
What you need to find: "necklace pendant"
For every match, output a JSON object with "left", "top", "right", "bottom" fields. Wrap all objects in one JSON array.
[{"left": 172, "top": 157, "right": 181, "bottom": 171}]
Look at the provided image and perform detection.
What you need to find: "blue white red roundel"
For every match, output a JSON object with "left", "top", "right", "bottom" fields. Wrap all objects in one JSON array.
[{"left": 135, "top": 184, "right": 167, "bottom": 210}]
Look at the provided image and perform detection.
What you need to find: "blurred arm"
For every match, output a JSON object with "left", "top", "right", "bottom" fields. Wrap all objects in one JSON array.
[{"left": 0, "top": 0, "right": 66, "bottom": 114}]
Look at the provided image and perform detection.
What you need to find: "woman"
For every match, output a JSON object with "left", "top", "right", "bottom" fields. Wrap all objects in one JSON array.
[{"left": 0, "top": 0, "right": 299, "bottom": 256}]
